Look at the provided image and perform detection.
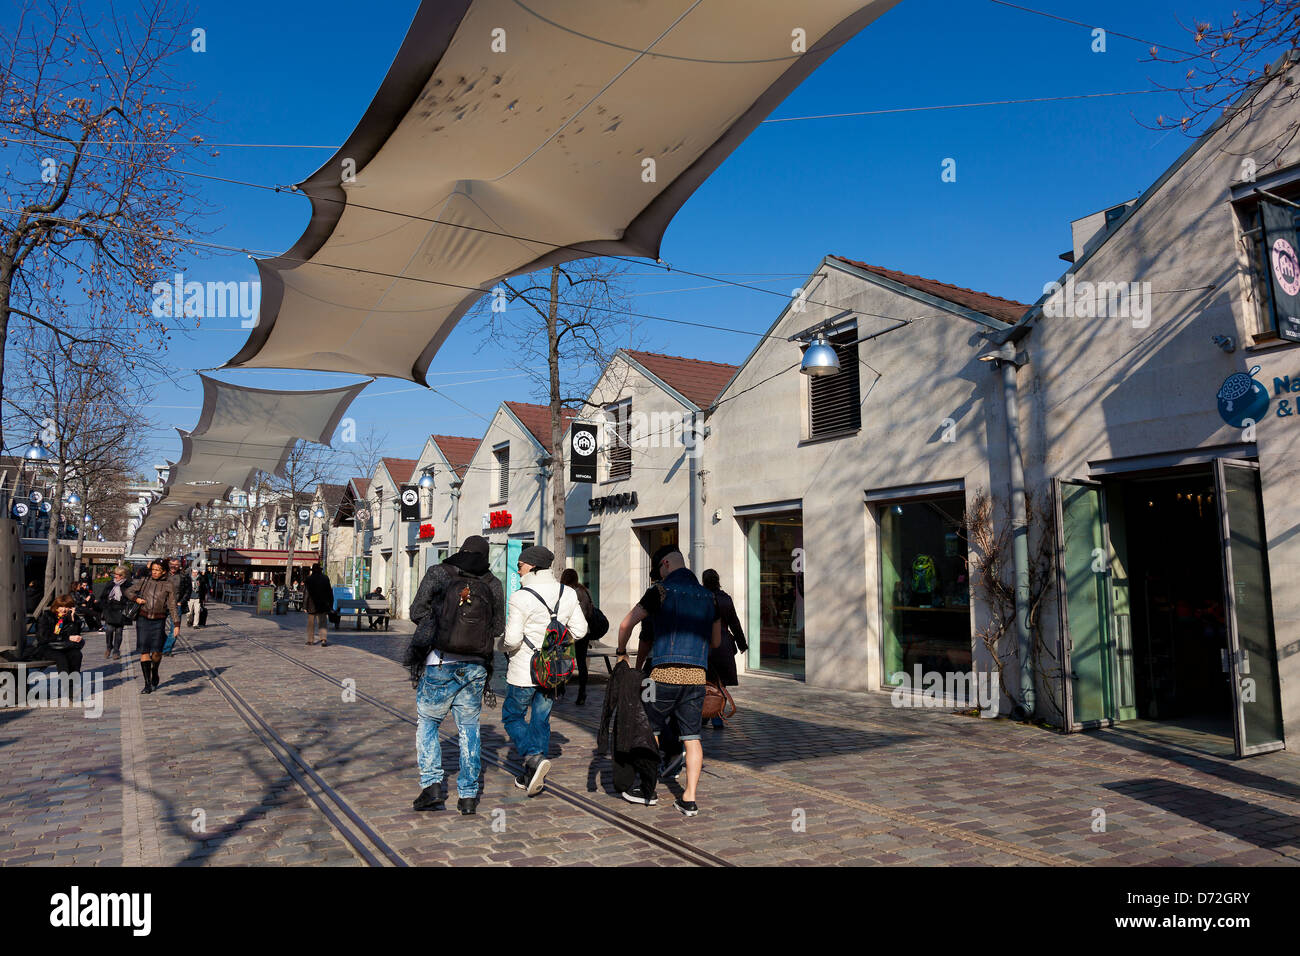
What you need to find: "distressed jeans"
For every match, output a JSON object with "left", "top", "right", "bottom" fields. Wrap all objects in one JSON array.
[
  {"left": 502, "top": 684, "right": 553, "bottom": 762},
  {"left": 415, "top": 662, "right": 487, "bottom": 796}
]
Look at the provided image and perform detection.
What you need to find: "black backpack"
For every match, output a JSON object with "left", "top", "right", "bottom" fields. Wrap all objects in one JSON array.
[{"left": 434, "top": 570, "right": 497, "bottom": 658}]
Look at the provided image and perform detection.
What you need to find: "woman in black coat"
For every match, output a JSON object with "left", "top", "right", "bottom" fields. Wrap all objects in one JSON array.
[
  {"left": 701, "top": 569, "right": 747, "bottom": 729},
  {"left": 26, "top": 594, "right": 85, "bottom": 675}
]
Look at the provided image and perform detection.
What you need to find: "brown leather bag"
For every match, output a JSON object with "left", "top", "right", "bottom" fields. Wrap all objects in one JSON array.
[{"left": 701, "top": 679, "right": 736, "bottom": 722}]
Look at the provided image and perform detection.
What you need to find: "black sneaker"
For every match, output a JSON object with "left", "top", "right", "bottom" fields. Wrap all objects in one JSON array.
[
  {"left": 526, "top": 758, "right": 552, "bottom": 797},
  {"left": 514, "top": 756, "right": 533, "bottom": 790},
  {"left": 140, "top": 684, "right": 152, "bottom": 695},
  {"left": 674, "top": 797, "right": 699, "bottom": 817},
  {"left": 412, "top": 783, "right": 445, "bottom": 811},
  {"left": 621, "top": 787, "right": 658, "bottom": 806},
  {"left": 457, "top": 797, "right": 479, "bottom": 815},
  {"left": 660, "top": 752, "right": 685, "bottom": 781}
]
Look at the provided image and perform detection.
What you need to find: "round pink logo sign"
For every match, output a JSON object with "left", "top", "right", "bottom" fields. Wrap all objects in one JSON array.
[{"left": 1272, "top": 237, "right": 1300, "bottom": 297}]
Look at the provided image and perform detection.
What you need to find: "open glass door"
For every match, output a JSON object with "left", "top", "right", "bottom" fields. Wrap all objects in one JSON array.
[
  {"left": 1055, "top": 479, "right": 1116, "bottom": 729},
  {"left": 1214, "top": 459, "right": 1285, "bottom": 757}
]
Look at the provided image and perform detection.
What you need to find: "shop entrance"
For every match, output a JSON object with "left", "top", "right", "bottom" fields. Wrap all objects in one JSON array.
[{"left": 1056, "top": 459, "right": 1284, "bottom": 757}]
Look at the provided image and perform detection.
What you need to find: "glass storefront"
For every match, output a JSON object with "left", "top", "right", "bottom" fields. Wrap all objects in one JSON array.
[
  {"left": 567, "top": 532, "right": 600, "bottom": 604},
  {"left": 745, "top": 512, "right": 804, "bottom": 679},
  {"left": 879, "top": 495, "right": 971, "bottom": 686},
  {"left": 639, "top": 524, "right": 678, "bottom": 561}
]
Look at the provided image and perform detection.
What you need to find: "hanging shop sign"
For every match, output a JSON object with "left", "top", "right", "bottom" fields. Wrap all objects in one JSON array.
[
  {"left": 297, "top": 507, "right": 311, "bottom": 525},
  {"left": 488, "top": 510, "right": 512, "bottom": 529},
  {"left": 1261, "top": 200, "right": 1300, "bottom": 343},
  {"left": 569, "top": 422, "right": 598, "bottom": 483},
  {"left": 418, "top": 523, "right": 436, "bottom": 539},
  {"left": 400, "top": 485, "right": 420, "bottom": 522},
  {"left": 589, "top": 491, "right": 638, "bottom": 515},
  {"left": 274, "top": 514, "right": 289, "bottom": 532},
  {"left": 12, "top": 502, "right": 29, "bottom": 519}
]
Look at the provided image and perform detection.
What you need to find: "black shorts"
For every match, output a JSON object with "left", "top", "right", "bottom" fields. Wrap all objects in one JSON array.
[{"left": 644, "top": 682, "right": 706, "bottom": 741}]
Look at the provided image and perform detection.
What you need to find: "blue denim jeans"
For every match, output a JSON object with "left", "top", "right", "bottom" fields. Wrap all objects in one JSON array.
[
  {"left": 501, "top": 684, "right": 553, "bottom": 761},
  {"left": 415, "top": 662, "right": 487, "bottom": 796}
]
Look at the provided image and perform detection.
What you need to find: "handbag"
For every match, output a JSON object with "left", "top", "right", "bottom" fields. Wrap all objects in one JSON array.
[
  {"left": 44, "top": 640, "right": 75, "bottom": 653},
  {"left": 701, "top": 678, "right": 736, "bottom": 722},
  {"left": 122, "top": 601, "right": 140, "bottom": 624}
]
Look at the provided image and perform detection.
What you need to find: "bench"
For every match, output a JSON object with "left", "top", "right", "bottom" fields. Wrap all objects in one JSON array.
[{"left": 333, "top": 599, "right": 390, "bottom": 630}]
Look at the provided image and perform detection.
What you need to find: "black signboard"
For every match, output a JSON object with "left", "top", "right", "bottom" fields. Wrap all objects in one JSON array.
[
  {"left": 570, "top": 422, "right": 598, "bottom": 483},
  {"left": 274, "top": 514, "right": 288, "bottom": 532},
  {"left": 1261, "top": 200, "right": 1300, "bottom": 343},
  {"left": 400, "top": 485, "right": 420, "bottom": 522},
  {"left": 297, "top": 507, "right": 311, "bottom": 525}
]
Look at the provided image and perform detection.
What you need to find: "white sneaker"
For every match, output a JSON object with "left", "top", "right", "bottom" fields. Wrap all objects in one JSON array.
[{"left": 526, "top": 758, "right": 551, "bottom": 797}]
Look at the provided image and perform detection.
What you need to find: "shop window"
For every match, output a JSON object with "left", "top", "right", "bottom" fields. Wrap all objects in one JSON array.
[
  {"left": 607, "top": 399, "right": 632, "bottom": 480},
  {"left": 807, "top": 331, "right": 860, "bottom": 438},
  {"left": 494, "top": 444, "right": 510, "bottom": 502},
  {"left": 567, "top": 533, "right": 600, "bottom": 605},
  {"left": 879, "top": 496, "right": 971, "bottom": 688},
  {"left": 745, "top": 512, "right": 804, "bottom": 679}
]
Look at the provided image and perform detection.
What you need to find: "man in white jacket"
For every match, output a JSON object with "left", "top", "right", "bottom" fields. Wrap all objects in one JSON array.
[{"left": 503, "top": 545, "right": 587, "bottom": 796}]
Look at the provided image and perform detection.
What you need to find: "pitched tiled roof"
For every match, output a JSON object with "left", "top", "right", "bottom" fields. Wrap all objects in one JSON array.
[
  {"left": 432, "top": 435, "right": 479, "bottom": 478},
  {"left": 380, "top": 457, "right": 418, "bottom": 485},
  {"left": 504, "top": 402, "right": 578, "bottom": 453},
  {"left": 830, "top": 256, "right": 1031, "bottom": 324},
  {"left": 349, "top": 477, "right": 370, "bottom": 498},
  {"left": 317, "top": 482, "right": 347, "bottom": 509},
  {"left": 622, "top": 350, "right": 738, "bottom": 408}
]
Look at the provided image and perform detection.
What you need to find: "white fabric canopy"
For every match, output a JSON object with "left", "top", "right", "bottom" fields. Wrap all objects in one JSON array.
[
  {"left": 129, "top": 375, "right": 366, "bottom": 551},
  {"left": 225, "top": 0, "right": 898, "bottom": 383}
]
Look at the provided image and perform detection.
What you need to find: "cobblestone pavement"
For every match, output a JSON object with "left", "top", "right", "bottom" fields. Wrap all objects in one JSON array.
[{"left": 4, "top": 603, "right": 1300, "bottom": 866}]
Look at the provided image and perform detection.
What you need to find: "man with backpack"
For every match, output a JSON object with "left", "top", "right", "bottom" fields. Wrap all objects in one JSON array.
[
  {"left": 502, "top": 546, "right": 587, "bottom": 797},
  {"left": 405, "top": 536, "right": 505, "bottom": 815}
]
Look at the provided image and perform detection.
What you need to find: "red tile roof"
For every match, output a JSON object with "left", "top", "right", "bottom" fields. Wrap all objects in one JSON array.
[
  {"left": 381, "top": 457, "right": 418, "bottom": 484},
  {"left": 504, "top": 402, "right": 578, "bottom": 453},
  {"left": 830, "top": 256, "right": 1031, "bottom": 324},
  {"left": 349, "top": 477, "right": 370, "bottom": 498},
  {"left": 432, "top": 435, "right": 479, "bottom": 478},
  {"left": 622, "top": 350, "right": 739, "bottom": 408}
]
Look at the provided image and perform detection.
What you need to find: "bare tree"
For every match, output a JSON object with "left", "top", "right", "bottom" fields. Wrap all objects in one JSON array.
[
  {"left": 964, "top": 488, "right": 1059, "bottom": 723},
  {"left": 473, "top": 259, "right": 636, "bottom": 558},
  {"left": 257, "top": 440, "right": 340, "bottom": 586},
  {"left": 1149, "top": 4, "right": 1300, "bottom": 157},
  {"left": 0, "top": 0, "right": 210, "bottom": 451},
  {"left": 343, "top": 423, "right": 390, "bottom": 483},
  {"left": 5, "top": 322, "right": 150, "bottom": 606}
]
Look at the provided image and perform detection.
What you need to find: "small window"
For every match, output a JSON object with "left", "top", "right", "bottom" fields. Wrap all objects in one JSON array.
[
  {"left": 495, "top": 445, "right": 510, "bottom": 502},
  {"left": 607, "top": 400, "right": 632, "bottom": 480},
  {"left": 807, "top": 331, "right": 861, "bottom": 438},
  {"left": 1239, "top": 185, "right": 1300, "bottom": 336}
]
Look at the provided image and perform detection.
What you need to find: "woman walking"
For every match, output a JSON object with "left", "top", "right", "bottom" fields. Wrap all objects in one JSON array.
[
  {"left": 559, "top": 569, "right": 596, "bottom": 705},
  {"left": 701, "top": 569, "right": 747, "bottom": 728},
  {"left": 128, "top": 559, "right": 172, "bottom": 695},
  {"left": 96, "top": 565, "right": 133, "bottom": 661}
]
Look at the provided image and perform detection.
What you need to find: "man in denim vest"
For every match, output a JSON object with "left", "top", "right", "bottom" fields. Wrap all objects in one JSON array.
[{"left": 616, "top": 545, "right": 721, "bottom": 816}]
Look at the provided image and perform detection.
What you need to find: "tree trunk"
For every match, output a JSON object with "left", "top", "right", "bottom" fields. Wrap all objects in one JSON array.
[
  {"left": 43, "top": 458, "right": 67, "bottom": 605},
  {"left": 0, "top": 266, "right": 11, "bottom": 455},
  {"left": 548, "top": 266, "right": 565, "bottom": 561}
]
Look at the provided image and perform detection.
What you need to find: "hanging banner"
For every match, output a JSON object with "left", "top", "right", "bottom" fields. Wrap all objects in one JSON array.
[
  {"left": 400, "top": 485, "right": 419, "bottom": 522},
  {"left": 1261, "top": 200, "right": 1300, "bottom": 343},
  {"left": 297, "top": 506, "right": 311, "bottom": 526},
  {"left": 570, "top": 422, "right": 598, "bottom": 483},
  {"left": 274, "top": 514, "right": 289, "bottom": 532}
]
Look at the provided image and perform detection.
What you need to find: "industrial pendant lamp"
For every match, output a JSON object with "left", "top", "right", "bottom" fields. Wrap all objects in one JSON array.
[{"left": 800, "top": 333, "right": 840, "bottom": 377}]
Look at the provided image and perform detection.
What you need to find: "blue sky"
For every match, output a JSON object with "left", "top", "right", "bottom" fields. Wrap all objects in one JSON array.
[{"left": 85, "top": 0, "right": 1244, "bottom": 471}]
